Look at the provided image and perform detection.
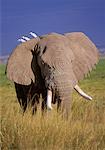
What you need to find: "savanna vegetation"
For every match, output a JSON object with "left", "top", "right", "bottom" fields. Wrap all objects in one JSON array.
[{"left": 0, "top": 58, "right": 105, "bottom": 150}]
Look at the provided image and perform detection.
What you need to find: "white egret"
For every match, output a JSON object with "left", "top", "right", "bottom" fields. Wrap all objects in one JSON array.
[
  {"left": 22, "top": 36, "right": 30, "bottom": 41},
  {"left": 17, "top": 39, "right": 26, "bottom": 43},
  {"left": 29, "top": 32, "right": 38, "bottom": 38}
]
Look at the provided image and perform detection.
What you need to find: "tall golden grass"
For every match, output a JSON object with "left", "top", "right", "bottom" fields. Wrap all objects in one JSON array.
[{"left": 0, "top": 59, "right": 105, "bottom": 150}]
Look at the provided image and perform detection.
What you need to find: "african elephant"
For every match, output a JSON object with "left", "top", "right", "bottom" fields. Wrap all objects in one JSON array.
[
  {"left": 6, "top": 32, "right": 99, "bottom": 118},
  {"left": 6, "top": 37, "right": 47, "bottom": 114},
  {"left": 35, "top": 32, "right": 99, "bottom": 118}
]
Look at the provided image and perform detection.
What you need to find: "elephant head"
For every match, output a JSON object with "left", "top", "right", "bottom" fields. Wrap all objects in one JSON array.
[{"left": 35, "top": 32, "right": 99, "bottom": 118}]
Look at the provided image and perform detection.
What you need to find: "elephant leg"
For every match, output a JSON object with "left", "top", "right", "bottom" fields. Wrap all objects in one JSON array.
[
  {"left": 31, "top": 99, "right": 38, "bottom": 115},
  {"left": 41, "top": 90, "right": 47, "bottom": 115},
  {"left": 22, "top": 98, "right": 27, "bottom": 113},
  {"left": 31, "top": 94, "right": 40, "bottom": 115},
  {"left": 53, "top": 90, "right": 61, "bottom": 112},
  {"left": 15, "top": 83, "right": 28, "bottom": 113},
  {"left": 16, "top": 97, "right": 27, "bottom": 113},
  {"left": 52, "top": 89, "right": 56, "bottom": 104},
  {"left": 57, "top": 98, "right": 61, "bottom": 112},
  {"left": 27, "top": 84, "right": 40, "bottom": 115}
]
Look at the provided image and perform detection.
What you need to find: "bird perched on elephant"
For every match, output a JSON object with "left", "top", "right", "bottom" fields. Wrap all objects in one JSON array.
[{"left": 6, "top": 32, "right": 99, "bottom": 118}]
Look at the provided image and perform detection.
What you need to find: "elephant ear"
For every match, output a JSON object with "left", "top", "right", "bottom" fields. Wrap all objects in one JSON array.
[
  {"left": 65, "top": 32, "right": 99, "bottom": 81},
  {"left": 6, "top": 38, "right": 39, "bottom": 85}
]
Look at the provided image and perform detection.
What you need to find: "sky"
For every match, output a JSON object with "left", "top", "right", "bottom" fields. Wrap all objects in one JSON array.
[{"left": 1, "top": 0, "right": 105, "bottom": 56}]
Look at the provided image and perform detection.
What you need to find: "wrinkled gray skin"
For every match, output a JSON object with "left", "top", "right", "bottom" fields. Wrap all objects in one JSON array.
[
  {"left": 36, "top": 32, "right": 99, "bottom": 118},
  {"left": 6, "top": 32, "right": 99, "bottom": 118}
]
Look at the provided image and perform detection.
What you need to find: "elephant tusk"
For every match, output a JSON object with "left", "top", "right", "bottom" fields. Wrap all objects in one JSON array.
[
  {"left": 47, "top": 90, "right": 53, "bottom": 110},
  {"left": 22, "top": 36, "right": 30, "bottom": 41},
  {"left": 74, "top": 85, "right": 92, "bottom": 100}
]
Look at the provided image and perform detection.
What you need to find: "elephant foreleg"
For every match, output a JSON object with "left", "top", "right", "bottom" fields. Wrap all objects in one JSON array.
[
  {"left": 31, "top": 94, "right": 40, "bottom": 115},
  {"left": 41, "top": 90, "right": 47, "bottom": 115},
  {"left": 57, "top": 99, "right": 62, "bottom": 113},
  {"left": 14, "top": 83, "right": 28, "bottom": 113}
]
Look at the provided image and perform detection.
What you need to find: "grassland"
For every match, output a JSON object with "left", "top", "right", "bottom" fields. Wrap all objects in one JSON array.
[{"left": 0, "top": 59, "right": 105, "bottom": 150}]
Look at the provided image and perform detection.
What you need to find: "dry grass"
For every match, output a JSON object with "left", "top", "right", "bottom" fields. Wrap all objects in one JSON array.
[{"left": 0, "top": 59, "right": 105, "bottom": 150}]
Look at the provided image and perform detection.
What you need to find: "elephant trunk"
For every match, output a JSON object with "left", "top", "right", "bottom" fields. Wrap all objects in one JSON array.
[
  {"left": 58, "top": 86, "right": 73, "bottom": 118},
  {"left": 54, "top": 74, "right": 74, "bottom": 118}
]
